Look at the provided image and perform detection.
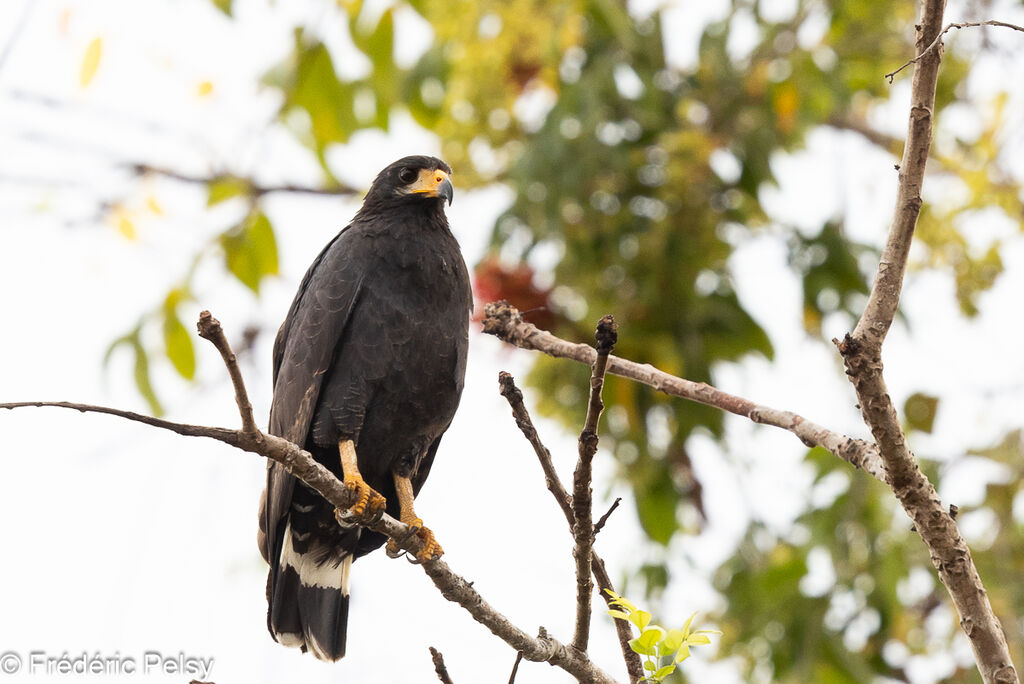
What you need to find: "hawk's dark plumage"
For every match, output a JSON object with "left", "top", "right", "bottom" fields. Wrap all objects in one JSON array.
[{"left": 257, "top": 156, "right": 471, "bottom": 661}]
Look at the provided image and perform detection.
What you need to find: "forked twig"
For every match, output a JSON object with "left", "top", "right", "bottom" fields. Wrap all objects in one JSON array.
[
  {"left": 483, "top": 301, "right": 886, "bottom": 482},
  {"left": 885, "top": 20, "right": 1024, "bottom": 82},
  {"left": 1, "top": 312, "right": 617, "bottom": 684},
  {"left": 498, "top": 371, "right": 642, "bottom": 683},
  {"left": 571, "top": 315, "right": 617, "bottom": 654}
]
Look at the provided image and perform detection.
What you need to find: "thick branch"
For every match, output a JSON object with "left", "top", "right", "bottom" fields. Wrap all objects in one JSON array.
[
  {"left": 841, "top": 3, "right": 1020, "bottom": 682},
  {"left": 483, "top": 301, "right": 886, "bottom": 483},
  {"left": 498, "top": 372, "right": 643, "bottom": 684},
  {"left": 1, "top": 314, "right": 618, "bottom": 684},
  {"left": 571, "top": 316, "right": 616, "bottom": 653},
  {"left": 885, "top": 20, "right": 1024, "bottom": 82}
]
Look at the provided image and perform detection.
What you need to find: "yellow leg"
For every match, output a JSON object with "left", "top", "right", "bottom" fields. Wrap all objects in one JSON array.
[
  {"left": 334, "top": 440, "right": 386, "bottom": 524},
  {"left": 386, "top": 471, "right": 443, "bottom": 562}
]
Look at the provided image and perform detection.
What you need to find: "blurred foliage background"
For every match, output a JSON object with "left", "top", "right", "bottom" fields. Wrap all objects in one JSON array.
[{"left": 7, "top": 0, "right": 1024, "bottom": 681}]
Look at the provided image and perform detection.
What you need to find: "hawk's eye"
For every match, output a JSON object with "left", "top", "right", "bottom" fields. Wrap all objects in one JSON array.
[{"left": 398, "top": 167, "right": 418, "bottom": 184}]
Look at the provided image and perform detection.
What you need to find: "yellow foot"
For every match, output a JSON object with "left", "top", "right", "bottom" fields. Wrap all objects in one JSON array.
[
  {"left": 334, "top": 477, "right": 386, "bottom": 526},
  {"left": 386, "top": 519, "right": 443, "bottom": 563}
]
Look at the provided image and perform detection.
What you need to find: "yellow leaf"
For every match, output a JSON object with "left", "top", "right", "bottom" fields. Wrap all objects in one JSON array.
[
  {"left": 773, "top": 82, "right": 798, "bottom": 134},
  {"left": 197, "top": 80, "right": 214, "bottom": 97},
  {"left": 80, "top": 37, "right": 102, "bottom": 87},
  {"left": 115, "top": 213, "right": 136, "bottom": 240},
  {"left": 145, "top": 195, "right": 164, "bottom": 215}
]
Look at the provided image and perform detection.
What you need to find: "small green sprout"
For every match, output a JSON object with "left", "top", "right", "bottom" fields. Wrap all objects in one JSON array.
[{"left": 605, "top": 589, "right": 721, "bottom": 682}]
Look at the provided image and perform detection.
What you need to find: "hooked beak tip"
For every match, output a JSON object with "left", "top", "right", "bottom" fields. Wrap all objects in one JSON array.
[{"left": 439, "top": 177, "right": 454, "bottom": 206}]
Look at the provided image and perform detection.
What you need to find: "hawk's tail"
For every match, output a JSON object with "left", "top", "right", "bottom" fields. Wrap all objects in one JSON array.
[{"left": 268, "top": 522, "right": 351, "bottom": 661}]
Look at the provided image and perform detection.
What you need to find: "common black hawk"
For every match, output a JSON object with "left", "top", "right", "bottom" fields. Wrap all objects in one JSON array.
[{"left": 257, "top": 155, "right": 471, "bottom": 661}]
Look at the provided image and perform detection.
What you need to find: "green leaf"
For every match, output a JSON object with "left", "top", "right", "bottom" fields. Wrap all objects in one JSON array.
[
  {"left": 220, "top": 211, "right": 279, "bottom": 293},
  {"left": 607, "top": 609, "right": 630, "bottom": 621},
  {"left": 210, "top": 0, "right": 232, "bottom": 16},
  {"left": 287, "top": 39, "right": 357, "bottom": 147},
  {"left": 904, "top": 392, "right": 939, "bottom": 434},
  {"left": 131, "top": 338, "right": 164, "bottom": 416},
  {"left": 660, "top": 628, "right": 685, "bottom": 653},
  {"left": 674, "top": 644, "right": 691, "bottom": 663},
  {"left": 636, "top": 627, "right": 663, "bottom": 652},
  {"left": 653, "top": 664, "right": 676, "bottom": 680},
  {"left": 680, "top": 611, "right": 697, "bottom": 637},
  {"left": 207, "top": 176, "right": 250, "bottom": 206},
  {"left": 642, "top": 660, "right": 656, "bottom": 671},
  {"left": 365, "top": 9, "right": 393, "bottom": 68},
  {"left": 629, "top": 637, "right": 655, "bottom": 657},
  {"left": 605, "top": 589, "right": 636, "bottom": 611},
  {"left": 628, "top": 609, "right": 652, "bottom": 631},
  {"left": 635, "top": 473, "right": 678, "bottom": 545},
  {"left": 162, "top": 310, "right": 196, "bottom": 380},
  {"left": 404, "top": 0, "right": 426, "bottom": 15}
]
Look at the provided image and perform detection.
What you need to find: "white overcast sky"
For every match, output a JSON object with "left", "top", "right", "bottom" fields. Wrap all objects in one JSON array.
[{"left": 1, "top": 1, "right": 1023, "bottom": 683}]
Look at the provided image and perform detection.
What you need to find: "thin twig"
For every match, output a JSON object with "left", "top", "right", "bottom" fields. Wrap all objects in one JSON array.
[
  {"left": 129, "top": 163, "right": 359, "bottom": 198},
  {"left": 508, "top": 651, "right": 523, "bottom": 684},
  {"left": 827, "top": 115, "right": 904, "bottom": 153},
  {"left": 429, "top": 647, "right": 455, "bottom": 684},
  {"left": 197, "top": 311, "right": 258, "bottom": 434},
  {"left": 1, "top": 313, "right": 618, "bottom": 684},
  {"left": 0, "top": 401, "right": 240, "bottom": 444},
  {"left": 590, "top": 555, "right": 641, "bottom": 684},
  {"left": 842, "top": 3, "right": 1020, "bottom": 683},
  {"left": 594, "top": 498, "right": 622, "bottom": 536},
  {"left": 483, "top": 301, "right": 886, "bottom": 483},
  {"left": 571, "top": 316, "right": 616, "bottom": 654},
  {"left": 498, "top": 372, "right": 573, "bottom": 522},
  {"left": 498, "top": 371, "right": 643, "bottom": 683},
  {"left": 885, "top": 20, "right": 1024, "bottom": 82}
]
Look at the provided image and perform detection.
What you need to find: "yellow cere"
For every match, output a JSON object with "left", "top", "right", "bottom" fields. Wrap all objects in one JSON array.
[{"left": 409, "top": 168, "right": 450, "bottom": 196}]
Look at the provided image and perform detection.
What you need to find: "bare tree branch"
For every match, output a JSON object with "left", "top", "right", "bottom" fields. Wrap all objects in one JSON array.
[
  {"left": 429, "top": 647, "right": 455, "bottom": 684},
  {"left": 128, "top": 163, "right": 359, "bottom": 198},
  {"left": 197, "top": 311, "right": 258, "bottom": 434},
  {"left": 840, "top": 3, "right": 1020, "bottom": 682},
  {"left": 507, "top": 651, "right": 523, "bottom": 684},
  {"left": 498, "top": 372, "right": 574, "bottom": 522},
  {"left": 1, "top": 313, "right": 618, "bottom": 684},
  {"left": 571, "top": 316, "right": 616, "bottom": 654},
  {"left": 483, "top": 301, "right": 886, "bottom": 483},
  {"left": 498, "top": 372, "right": 643, "bottom": 684},
  {"left": 885, "top": 20, "right": 1024, "bottom": 82},
  {"left": 594, "top": 498, "right": 622, "bottom": 537},
  {"left": 827, "top": 115, "right": 903, "bottom": 154}
]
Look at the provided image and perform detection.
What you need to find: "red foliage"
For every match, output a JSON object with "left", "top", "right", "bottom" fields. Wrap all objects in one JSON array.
[{"left": 473, "top": 256, "right": 558, "bottom": 331}]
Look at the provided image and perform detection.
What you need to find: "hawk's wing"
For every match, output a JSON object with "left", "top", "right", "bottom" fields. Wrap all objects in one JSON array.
[{"left": 258, "top": 226, "right": 365, "bottom": 563}]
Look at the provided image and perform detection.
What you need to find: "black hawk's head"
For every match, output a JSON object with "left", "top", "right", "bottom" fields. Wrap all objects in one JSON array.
[{"left": 362, "top": 156, "right": 454, "bottom": 212}]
